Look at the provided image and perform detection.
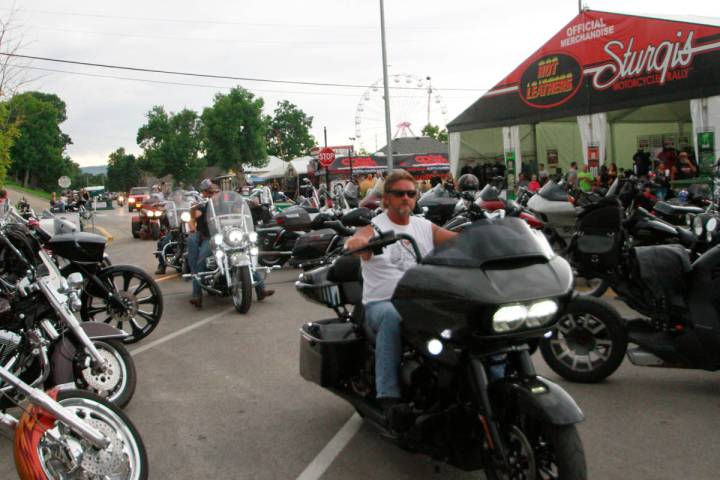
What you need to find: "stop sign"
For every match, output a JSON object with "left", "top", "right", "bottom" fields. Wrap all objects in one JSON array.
[{"left": 318, "top": 147, "right": 335, "bottom": 168}]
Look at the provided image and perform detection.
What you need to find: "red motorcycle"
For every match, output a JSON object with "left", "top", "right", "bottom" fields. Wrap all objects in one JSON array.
[{"left": 131, "top": 194, "right": 166, "bottom": 240}]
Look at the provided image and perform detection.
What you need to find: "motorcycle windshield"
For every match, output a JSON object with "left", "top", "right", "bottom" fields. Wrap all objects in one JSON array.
[
  {"left": 208, "top": 190, "right": 255, "bottom": 236},
  {"left": 538, "top": 181, "right": 569, "bottom": 202},
  {"left": 164, "top": 191, "right": 197, "bottom": 228},
  {"left": 423, "top": 217, "right": 554, "bottom": 268}
]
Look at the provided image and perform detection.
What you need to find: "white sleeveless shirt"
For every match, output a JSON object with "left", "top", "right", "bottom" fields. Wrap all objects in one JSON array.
[{"left": 362, "top": 212, "right": 435, "bottom": 304}]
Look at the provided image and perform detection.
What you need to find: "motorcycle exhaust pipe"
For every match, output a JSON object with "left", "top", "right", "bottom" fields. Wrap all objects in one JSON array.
[{"left": 257, "top": 250, "right": 293, "bottom": 256}]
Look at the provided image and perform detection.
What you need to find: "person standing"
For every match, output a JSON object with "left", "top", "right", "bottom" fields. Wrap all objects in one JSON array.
[
  {"left": 528, "top": 174, "right": 541, "bottom": 193},
  {"left": 566, "top": 162, "right": 579, "bottom": 188},
  {"left": 633, "top": 149, "right": 650, "bottom": 176},
  {"left": 577, "top": 164, "right": 595, "bottom": 192},
  {"left": 672, "top": 152, "right": 697, "bottom": 180},
  {"left": 538, "top": 163, "right": 549, "bottom": 185}
]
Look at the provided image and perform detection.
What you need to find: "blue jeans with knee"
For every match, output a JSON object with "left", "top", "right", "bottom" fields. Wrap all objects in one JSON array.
[
  {"left": 187, "top": 233, "right": 211, "bottom": 298},
  {"left": 365, "top": 300, "right": 402, "bottom": 399}
]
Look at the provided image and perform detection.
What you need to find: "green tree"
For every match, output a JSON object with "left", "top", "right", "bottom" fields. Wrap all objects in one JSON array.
[
  {"left": 266, "top": 100, "right": 315, "bottom": 160},
  {"left": 136, "top": 106, "right": 205, "bottom": 184},
  {"left": 0, "top": 103, "right": 19, "bottom": 187},
  {"left": 421, "top": 123, "right": 448, "bottom": 143},
  {"left": 7, "top": 91, "right": 73, "bottom": 190},
  {"left": 106, "top": 147, "right": 140, "bottom": 192},
  {"left": 201, "top": 86, "right": 267, "bottom": 172}
]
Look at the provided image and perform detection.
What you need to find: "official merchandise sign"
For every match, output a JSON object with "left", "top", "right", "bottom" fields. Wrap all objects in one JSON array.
[{"left": 318, "top": 148, "right": 335, "bottom": 168}]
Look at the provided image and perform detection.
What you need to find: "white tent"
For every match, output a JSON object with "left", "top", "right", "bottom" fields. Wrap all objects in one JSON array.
[
  {"left": 288, "top": 156, "right": 314, "bottom": 176},
  {"left": 245, "top": 156, "right": 287, "bottom": 179}
]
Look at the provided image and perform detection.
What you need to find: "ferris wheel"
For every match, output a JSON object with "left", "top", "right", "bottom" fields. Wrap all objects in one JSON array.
[{"left": 354, "top": 74, "right": 449, "bottom": 153}]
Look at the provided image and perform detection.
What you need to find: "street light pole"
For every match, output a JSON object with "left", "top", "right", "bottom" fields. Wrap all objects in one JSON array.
[{"left": 379, "top": 0, "right": 393, "bottom": 170}]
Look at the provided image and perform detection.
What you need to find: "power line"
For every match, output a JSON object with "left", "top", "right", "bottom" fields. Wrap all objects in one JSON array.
[
  {"left": 18, "top": 65, "right": 479, "bottom": 100},
  {"left": 0, "top": 52, "right": 489, "bottom": 92}
]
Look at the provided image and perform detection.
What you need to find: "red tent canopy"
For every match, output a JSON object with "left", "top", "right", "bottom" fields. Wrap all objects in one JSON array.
[{"left": 449, "top": 10, "right": 720, "bottom": 131}]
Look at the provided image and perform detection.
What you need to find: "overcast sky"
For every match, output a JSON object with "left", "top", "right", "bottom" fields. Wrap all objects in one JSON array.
[{"left": 2, "top": 0, "right": 717, "bottom": 166}]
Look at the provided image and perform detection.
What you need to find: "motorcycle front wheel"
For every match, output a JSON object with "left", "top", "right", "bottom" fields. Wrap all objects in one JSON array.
[
  {"left": 485, "top": 422, "right": 586, "bottom": 480},
  {"left": 74, "top": 339, "right": 137, "bottom": 409},
  {"left": 231, "top": 266, "right": 253, "bottom": 314},
  {"left": 14, "top": 389, "right": 148, "bottom": 480},
  {"left": 540, "top": 296, "right": 627, "bottom": 383}
]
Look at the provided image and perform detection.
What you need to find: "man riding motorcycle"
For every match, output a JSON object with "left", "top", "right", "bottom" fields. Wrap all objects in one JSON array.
[
  {"left": 187, "top": 179, "right": 275, "bottom": 308},
  {"left": 345, "top": 169, "right": 457, "bottom": 430}
]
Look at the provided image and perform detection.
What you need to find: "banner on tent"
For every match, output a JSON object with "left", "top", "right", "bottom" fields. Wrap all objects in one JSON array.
[{"left": 449, "top": 10, "right": 720, "bottom": 131}]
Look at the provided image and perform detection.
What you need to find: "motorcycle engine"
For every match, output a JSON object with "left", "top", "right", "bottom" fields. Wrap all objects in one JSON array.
[{"left": 0, "top": 330, "right": 22, "bottom": 366}]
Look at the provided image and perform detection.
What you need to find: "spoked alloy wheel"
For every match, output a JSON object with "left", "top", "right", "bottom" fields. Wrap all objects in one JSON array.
[
  {"left": 486, "top": 423, "right": 586, "bottom": 480},
  {"left": 81, "top": 266, "right": 164, "bottom": 344},
  {"left": 540, "top": 296, "right": 627, "bottom": 383},
  {"left": 15, "top": 389, "right": 148, "bottom": 480},
  {"left": 75, "top": 340, "right": 137, "bottom": 409}
]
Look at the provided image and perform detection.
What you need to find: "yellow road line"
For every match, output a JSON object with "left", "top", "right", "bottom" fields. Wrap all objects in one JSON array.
[
  {"left": 156, "top": 273, "right": 180, "bottom": 282},
  {"left": 95, "top": 225, "right": 114, "bottom": 244}
]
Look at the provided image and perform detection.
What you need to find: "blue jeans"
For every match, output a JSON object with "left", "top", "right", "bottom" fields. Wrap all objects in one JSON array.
[
  {"left": 187, "top": 233, "right": 211, "bottom": 298},
  {"left": 187, "top": 232, "right": 265, "bottom": 298},
  {"left": 365, "top": 300, "right": 402, "bottom": 399}
]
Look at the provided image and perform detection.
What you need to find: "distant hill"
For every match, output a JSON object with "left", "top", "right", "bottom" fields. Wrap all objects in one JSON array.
[{"left": 80, "top": 165, "right": 107, "bottom": 176}]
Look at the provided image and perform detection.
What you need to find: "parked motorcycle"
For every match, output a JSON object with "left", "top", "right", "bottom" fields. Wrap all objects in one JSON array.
[
  {"left": 183, "top": 190, "right": 260, "bottom": 313},
  {"left": 0, "top": 370, "right": 147, "bottom": 479},
  {"left": 417, "top": 183, "right": 460, "bottom": 225},
  {"left": 0, "top": 223, "right": 136, "bottom": 408},
  {"left": 540, "top": 195, "right": 720, "bottom": 383},
  {"left": 296, "top": 217, "right": 586, "bottom": 478}
]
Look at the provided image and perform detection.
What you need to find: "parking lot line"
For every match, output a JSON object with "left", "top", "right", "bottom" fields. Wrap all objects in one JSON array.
[
  {"left": 156, "top": 273, "right": 180, "bottom": 282},
  {"left": 129, "top": 306, "right": 235, "bottom": 357},
  {"left": 296, "top": 413, "right": 363, "bottom": 480}
]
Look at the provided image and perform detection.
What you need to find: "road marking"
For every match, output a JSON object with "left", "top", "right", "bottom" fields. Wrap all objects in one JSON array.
[
  {"left": 129, "top": 306, "right": 234, "bottom": 357},
  {"left": 296, "top": 413, "right": 363, "bottom": 480},
  {"left": 95, "top": 225, "right": 114, "bottom": 244},
  {"left": 156, "top": 273, "right": 180, "bottom": 282}
]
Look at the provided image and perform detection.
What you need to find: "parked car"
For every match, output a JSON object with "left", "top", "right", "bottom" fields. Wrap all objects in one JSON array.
[{"left": 128, "top": 187, "right": 152, "bottom": 212}]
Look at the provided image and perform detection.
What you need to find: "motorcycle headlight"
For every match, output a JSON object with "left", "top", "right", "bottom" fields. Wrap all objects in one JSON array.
[
  {"left": 213, "top": 233, "right": 224, "bottom": 246},
  {"left": 180, "top": 211, "right": 191, "bottom": 223},
  {"left": 492, "top": 305, "right": 528, "bottom": 333},
  {"left": 248, "top": 231, "right": 258, "bottom": 243},
  {"left": 226, "top": 228, "right": 244, "bottom": 246},
  {"left": 525, "top": 300, "right": 558, "bottom": 327},
  {"left": 250, "top": 246, "right": 259, "bottom": 256},
  {"left": 693, "top": 216, "right": 704, "bottom": 236}
]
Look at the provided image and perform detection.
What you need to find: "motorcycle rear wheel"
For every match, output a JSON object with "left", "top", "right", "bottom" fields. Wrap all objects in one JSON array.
[
  {"left": 485, "top": 423, "right": 586, "bottom": 480},
  {"left": 14, "top": 389, "right": 148, "bottom": 480},
  {"left": 258, "top": 254, "right": 288, "bottom": 268},
  {"left": 81, "top": 266, "right": 164, "bottom": 343},
  {"left": 232, "top": 266, "right": 253, "bottom": 314}
]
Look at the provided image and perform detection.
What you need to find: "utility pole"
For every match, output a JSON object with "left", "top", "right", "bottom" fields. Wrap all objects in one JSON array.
[
  {"left": 426, "top": 76, "right": 432, "bottom": 126},
  {"left": 324, "top": 126, "right": 328, "bottom": 147},
  {"left": 379, "top": 0, "right": 393, "bottom": 170}
]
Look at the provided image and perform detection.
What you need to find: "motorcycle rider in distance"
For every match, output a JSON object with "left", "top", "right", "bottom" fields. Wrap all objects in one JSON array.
[
  {"left": 345, "top": 169, "right": 457, "bottom": 430},
  {"left": 187, "top": 179, "right": 274, "bottom": 309}
]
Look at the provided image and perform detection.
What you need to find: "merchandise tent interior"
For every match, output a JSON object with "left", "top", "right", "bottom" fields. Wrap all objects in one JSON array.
[{"left": 448, "top": 9, "right": 720, "bottom": 179}]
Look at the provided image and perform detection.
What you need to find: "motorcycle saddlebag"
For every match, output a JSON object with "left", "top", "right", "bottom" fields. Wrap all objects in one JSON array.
[
  {"left": 292, "top": 229, "right": 336, "bottom": 261},
  {"left": 300, "top": 319, "right": 363, "bottom": 387},
  {"left": 573, "top": 199, "right": 623, "bottom": 273},
  {"left": 276, "top": 206, "right": 312, "bottom": 232}
]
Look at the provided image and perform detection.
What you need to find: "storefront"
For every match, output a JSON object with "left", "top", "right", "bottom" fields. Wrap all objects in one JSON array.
[{"left": 448, "top": 10, "right": 720, "bottom": 180}]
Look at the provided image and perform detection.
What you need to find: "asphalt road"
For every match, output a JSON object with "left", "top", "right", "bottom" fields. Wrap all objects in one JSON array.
[{"left": 1, "top": 202, "right": 719, "bottom": 479}]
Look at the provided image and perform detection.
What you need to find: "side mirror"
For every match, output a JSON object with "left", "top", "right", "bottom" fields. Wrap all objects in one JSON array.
[{"left": 341, "top": 207, "right": 373, "bottom": 227}]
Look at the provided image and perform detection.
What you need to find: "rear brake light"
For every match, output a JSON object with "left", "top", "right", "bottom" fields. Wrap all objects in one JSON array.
[{"left": 276, "top": 217, "right": 285, "bottom": 225}]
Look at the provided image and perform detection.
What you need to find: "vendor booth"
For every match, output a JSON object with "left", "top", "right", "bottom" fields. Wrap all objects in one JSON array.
[
  {"left": 244, "top": 155, "right": 287, "bottom": 181},
  {"left": 448, "top": 10, "right": 720, "bottom": 184},
  {"left": 319, "top": 153, "right": 450, "bottom": 179}
]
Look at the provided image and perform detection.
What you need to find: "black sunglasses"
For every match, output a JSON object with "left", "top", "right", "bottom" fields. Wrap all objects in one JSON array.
[{"left": 387, "top": 189, "right": 418, "bottom": 198}]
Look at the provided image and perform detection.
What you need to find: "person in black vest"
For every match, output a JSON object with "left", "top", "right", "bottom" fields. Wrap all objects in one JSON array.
[{"left": 633, "top": 148, "right": 651, "bottom": 176}]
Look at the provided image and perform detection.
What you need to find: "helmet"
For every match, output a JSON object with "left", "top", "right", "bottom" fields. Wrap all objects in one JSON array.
[
  {"left": 199, "top": 179, "right": 219, "bottom": 193},
  {"left": 457, "top": 174, "right": 480, "bottom": 192},
  {"left": 678, "top": 189, "right": 689, "bottom": 203}
]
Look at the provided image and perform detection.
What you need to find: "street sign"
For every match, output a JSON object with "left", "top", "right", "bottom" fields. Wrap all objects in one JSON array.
[
  {"left": 318, "top": 147, "right": 335, "bottom": 168},
  {"left": 58, "top": 176, "right": 71, "bottom": 188}
]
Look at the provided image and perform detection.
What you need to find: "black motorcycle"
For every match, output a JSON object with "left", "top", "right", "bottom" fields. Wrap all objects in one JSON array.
[
  {"left": 540, "top": 195, "right": 720, "bottom": 383},
  {"left": 417, "top": 183, "right": 460, "bottom": 225},
  {"left": 296, "top": 217, "right": 586, "bottom": 478}
]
